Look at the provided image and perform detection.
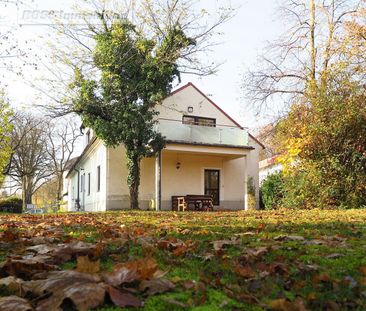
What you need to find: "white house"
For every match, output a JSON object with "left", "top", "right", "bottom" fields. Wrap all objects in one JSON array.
[
  {"left": 259, "top": 155, "right": 283, "bottom": 184},
  {"left": 65, "top": 83, "right": 264, "bottom": 212}
]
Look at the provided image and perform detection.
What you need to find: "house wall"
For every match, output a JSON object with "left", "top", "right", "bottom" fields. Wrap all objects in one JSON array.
[
  {"left": 105, "top": 145, "right": 157, "bottom": 210},
  {"left": 156, "top": 84, "right": 238, "bottom": 127},
  {"left": 106, "top": 145, "right": 130, "bottom": 210},
  {"left": 67, "top": 140, "right": 107, "bottom": 212}
]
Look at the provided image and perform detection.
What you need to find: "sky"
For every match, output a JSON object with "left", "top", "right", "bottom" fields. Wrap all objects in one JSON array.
[{"left": 0, "top": 0, "right": 284, "bottom": 131}]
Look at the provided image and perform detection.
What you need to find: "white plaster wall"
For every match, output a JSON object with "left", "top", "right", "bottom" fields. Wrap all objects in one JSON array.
[
  {"left": 67, "top": 141, "right": 107, "bottom": 212},
  {"left": 259, "top": 163, "right": 283, "bottom": 184},
  {"left": 106, "top": 145, "right": 129, "bottom": 210},
  {"left": 156, "top": 84, "right": 238, "bottom": 127}
]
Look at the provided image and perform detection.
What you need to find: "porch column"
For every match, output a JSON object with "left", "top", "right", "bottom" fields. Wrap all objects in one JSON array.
[
  {"left": 244, "top": 155, "right": 248, "bottom": 211},
  {"left": 155, "top": 151, "right": 162, "bottom": 211}
]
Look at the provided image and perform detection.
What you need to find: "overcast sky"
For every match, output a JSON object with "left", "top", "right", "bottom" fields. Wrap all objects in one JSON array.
[{"left": 1, "top": 0, "right": 284, "bottom": 131}]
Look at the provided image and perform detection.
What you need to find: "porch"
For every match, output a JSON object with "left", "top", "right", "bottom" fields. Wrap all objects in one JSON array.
[{"left": 147, "top": 143, "right": 252, "bottom": 211}]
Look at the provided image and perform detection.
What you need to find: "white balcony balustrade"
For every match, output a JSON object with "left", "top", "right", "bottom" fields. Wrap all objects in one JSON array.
[{"left": 156, "top": 119, "right": 249, "bottom": 147}]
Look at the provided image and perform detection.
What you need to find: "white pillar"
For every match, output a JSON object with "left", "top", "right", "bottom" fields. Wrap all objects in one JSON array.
[
  {"left": 155, "top": 151, "right": 162, "bottom": 211},
  {"left": 244, "top": 155, "right": 248, "bottom": 210}
]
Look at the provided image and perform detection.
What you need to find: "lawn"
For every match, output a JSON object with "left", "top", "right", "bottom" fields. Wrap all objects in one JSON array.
[{"left": 0, "top": 209, "right": 366, "bottom": 310}]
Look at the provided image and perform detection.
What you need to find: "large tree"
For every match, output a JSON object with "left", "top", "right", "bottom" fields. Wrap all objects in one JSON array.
[
  {"left": 46, "top": 119, "right": 82, "bottom": 205},
  {"left": 0, "top": 92, "right": 13, "bottom": 186},
  {"left": 71, "top": 18, "right": 194, "bottom": 209},
  {"left": 243, "top": 0, "right": 361, "bottom": 112},
  {"left": 6, "top": 113, "right": 53, "bottom": 208}
]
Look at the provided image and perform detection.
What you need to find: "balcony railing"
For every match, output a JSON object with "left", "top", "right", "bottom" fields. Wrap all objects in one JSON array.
[{"left": 156, "top": 119, "right": 249, "bottom": 147}]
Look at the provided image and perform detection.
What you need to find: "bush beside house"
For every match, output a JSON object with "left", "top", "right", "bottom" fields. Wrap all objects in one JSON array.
[
  {"left": 0, "top": 197, "right": 23, "bottom": 213},
  {"left": 260, "top": 172, "right": 284, "bottom": 210}
]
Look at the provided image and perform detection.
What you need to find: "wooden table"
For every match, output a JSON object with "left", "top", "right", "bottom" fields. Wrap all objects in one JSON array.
[{"left": 172, "top": 195, "right": 213, "bottom": 211}]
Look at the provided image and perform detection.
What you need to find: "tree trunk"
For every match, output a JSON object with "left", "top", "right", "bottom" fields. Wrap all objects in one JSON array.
[
  {"left": 57, "top": 173, "right": 63, "bottom": 202},
  {"left": 127, "top": 155, "right": 141, "bottom": 210},
  {"left": 309, "top": 0, "right": 316, "bottom": 81},
  {"left": 22, "top": 175, "right": 33, "bottom": 210}
]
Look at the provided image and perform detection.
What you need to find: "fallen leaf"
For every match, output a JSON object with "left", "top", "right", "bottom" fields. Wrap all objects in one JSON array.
[
  {"left": 139, "top": 278, "right": 175, "bottom": 295},
  {"left": 269, "top": 297, "right": 308, "bottom": 311},
  {"left": 103, "top": 258, "right": 157, "bottom": 286},
  {"left": 274, "top": 235, "right": 305, "bottom": 241},
  {"left": 103, "top": 266, "right": 138, "bottom": 286},
  {"left": 313, "top": 273, "right": 331, "bottom": 283},
  {"left": 27, "top": 244, "right": 56, "bottom": 255},
  {"left": 76, "top": 256, "right": 100, "bottom": 274},
  {"left": 36, "top": 281, "right": 106, "bottom": 311},
  {"left": 2, "top": 230, "right": 19, "bottom": 242},
  {"left": 360, "top": 266, "right": 366, "bottom": 276},
  {"left": 53, "top": 241, "right": 103, "bottom": 264},
  {"left": 235, "top": 265, "right": 256, "bottom": 278},
  {"left": 107, "top": 286, "right": 142, "bottom": 307},
  {"left": 212, "top": 237, "right": 241, "bottom": 251},
  {"left": 0, "top": 258, "right": 58, "bottom": 279},
  {"left": 0, "top": 296, "right": 32, "bottom": 311},
  {"left": 0, "top": 276, "right": 24, "bottom": 296}
]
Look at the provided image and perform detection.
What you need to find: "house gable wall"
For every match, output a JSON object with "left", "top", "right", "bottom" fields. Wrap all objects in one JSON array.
[{"left": 156, "top": 84, "right": 240, "bottom": 128}]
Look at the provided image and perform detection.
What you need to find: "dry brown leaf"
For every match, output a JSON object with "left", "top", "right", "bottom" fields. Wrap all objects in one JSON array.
[
  {"left": 124, "top": 258, "right": 158, "bottom": 280},
  {"left": 274, "top": 235, "right": 305, "bottom": 241},
  {"left": 313, "top": 273, "right": 331, "bottom": 283},
  {"left": 52, "top": 241, "right": 103, "bottom": 264},
  {"left": 139, "top": 278, "right": 175, "bottom": 296},
  {"left": 360, "top": 266, "right": 366, "bottom": 276},
  {"left": 269, "top": 298, "right": 308, "bottom": 311},
  {"left": 0, "top": 276, "right": 25, "bottom": 296},
  {"left": 103, "top": 266, "right": 138, "bottom": 286},
  {"left": 0, "top": 258, "right": 58, "bottom": 279},
  {"left": 235, "top": 265, "right": 256, "bottom": 278},
  {"left": 35, "top": 281, "right": 106, "bottom": 311},
  {"left": 107, "top": 286, "right": 143, "bottom": 307},
  {"left": 76, "top": 256, "right": 100, "bottom": 274},
  {"left": 212, "top": 237, "right": 241, "bottom": 251},
  {"left": 27, "top": 244, "right": 56, "bottom": 255},
  {"left": 0, "top": 296, "right": 32, "bottom": 311}
]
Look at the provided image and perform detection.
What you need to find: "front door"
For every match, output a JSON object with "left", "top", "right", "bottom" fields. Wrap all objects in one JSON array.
[{"left": 204, "top": 170, "right": 220, "bottom": 205}]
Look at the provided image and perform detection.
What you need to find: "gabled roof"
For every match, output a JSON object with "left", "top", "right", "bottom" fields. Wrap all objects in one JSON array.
[{"left": 169, "top": 82, "right": 265, "bottom": 149}]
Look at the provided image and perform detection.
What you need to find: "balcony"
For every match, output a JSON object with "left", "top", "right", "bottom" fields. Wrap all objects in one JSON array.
[{"left": 156, "top": 119, "right": 249, "bottom": 147}]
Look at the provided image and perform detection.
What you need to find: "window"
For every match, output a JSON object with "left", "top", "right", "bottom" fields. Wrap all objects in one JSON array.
[
  {"left": 182, "top": 115, "right": 216, "bottom": 127},
  {"left": 87, "top": 173, "right": 91, "bottom": 195},
  {"left": 86, "top": 130, "right": 91, "bottom": 144},
  {"left": 97, "top": 166, "right": 101, "bottom": 192}
]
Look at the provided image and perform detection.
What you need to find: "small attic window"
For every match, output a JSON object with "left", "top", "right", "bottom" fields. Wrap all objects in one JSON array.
[
  {"left": 86, "top": 130, "right": 91, "bottom": 144},
  {"left": 182, "top": 115, "right": 216, "bottom": 127}
]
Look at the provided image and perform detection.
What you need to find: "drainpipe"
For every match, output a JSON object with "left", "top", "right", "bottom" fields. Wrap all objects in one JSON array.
[{"left": 74, "top": 168, "right": 81, "bottom": 211}]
